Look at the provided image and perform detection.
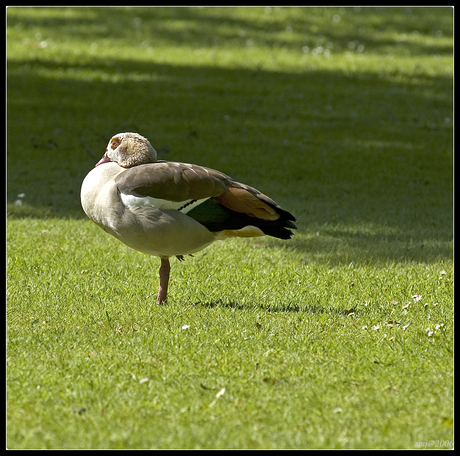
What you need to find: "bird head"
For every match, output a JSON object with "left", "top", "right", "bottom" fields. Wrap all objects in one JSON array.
[{"left": 96, "top": 132, "right": 157, "bottom": 168}]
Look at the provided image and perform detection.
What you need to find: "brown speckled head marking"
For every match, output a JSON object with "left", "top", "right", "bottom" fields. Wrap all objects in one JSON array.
[{"left": 110, "top": 136, "right": 122, "bottom": 150}]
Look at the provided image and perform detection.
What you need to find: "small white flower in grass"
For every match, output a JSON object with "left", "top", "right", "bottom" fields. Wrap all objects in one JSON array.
[
  {"left": 439, "top": 270, "right": 447, "bottom": 275},
  {"left": 412, "top": 294, "right": 422, "bottom": 302},
  {"left": 181, "top": 324, "right": 190, "bottom": 330},
  {"left": 215, "top": 387, "right": 226, "bottom": 398},
  {"left": 361, "top": 325, "right": 368, "bottom": 330},
  {"left": 139, "top": 377, "right": 149, "bottom": 384},
  {"left": 15, "top": 193, "right": 25, "bottom": 206},
  {"left": 426, "top": 323, "right": 444, "bottom": 338},
  {"left": 402, "top": 303, "right": 410, "bottom": 309},
  {"left": 209, "top": 387, "right": 226, "bottom": 407},
  {"left": 372, "top": 325, "right": 380, "bottom": 330}
]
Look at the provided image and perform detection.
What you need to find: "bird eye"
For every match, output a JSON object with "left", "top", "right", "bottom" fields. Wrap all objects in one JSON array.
[{"left": 111, "top": 136, "right": 122, "bottom": 150}]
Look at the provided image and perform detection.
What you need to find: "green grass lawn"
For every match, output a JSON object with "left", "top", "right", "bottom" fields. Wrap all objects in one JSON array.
[{"left": 7, "top": 6, "right": 453, "bottom": 449}]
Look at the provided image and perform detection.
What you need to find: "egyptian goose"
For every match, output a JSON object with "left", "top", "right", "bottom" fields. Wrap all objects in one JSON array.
[{"left": 81, "top": 132, "right": 296, "bottom": 304}]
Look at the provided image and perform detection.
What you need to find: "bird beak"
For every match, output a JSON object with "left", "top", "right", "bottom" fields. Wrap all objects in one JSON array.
[{"left": 95, "top": 153, "right": 110, "bottom": 167}]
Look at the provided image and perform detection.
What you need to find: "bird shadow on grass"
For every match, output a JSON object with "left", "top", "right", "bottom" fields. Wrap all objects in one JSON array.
[{"left": 193, "top": 298, "right": 356, "bottom": 315}]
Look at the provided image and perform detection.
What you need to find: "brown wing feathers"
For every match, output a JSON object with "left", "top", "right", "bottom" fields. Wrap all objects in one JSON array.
[
  {"left": 214, "top": 187, "right": 279, "bottom": 221},
  {"left": 116, "top": 161, "right": 296, "bottom": 239},
  {"left": 117, "top": 162, "right": 227, "bottom": 201}
]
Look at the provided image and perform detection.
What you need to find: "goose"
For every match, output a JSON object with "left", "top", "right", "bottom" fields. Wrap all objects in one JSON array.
[{"left": 81, "top": 132, "right": 296, "bottom": 304}]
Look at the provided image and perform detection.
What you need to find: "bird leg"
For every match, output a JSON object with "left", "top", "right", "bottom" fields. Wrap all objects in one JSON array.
[{"left": 157, "top": 258, "right": 170, "bottom": 305}]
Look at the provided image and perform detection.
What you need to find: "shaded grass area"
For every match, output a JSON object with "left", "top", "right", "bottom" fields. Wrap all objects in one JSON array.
[
  {"left": 7, "top": 57, "right": 453, "bottom": 262},
  {"left": 8, "top": 55, "right": 452, "bottom": 265},
  {"left": 7, "top": 6, "right": 453, "bottom": 449}
]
